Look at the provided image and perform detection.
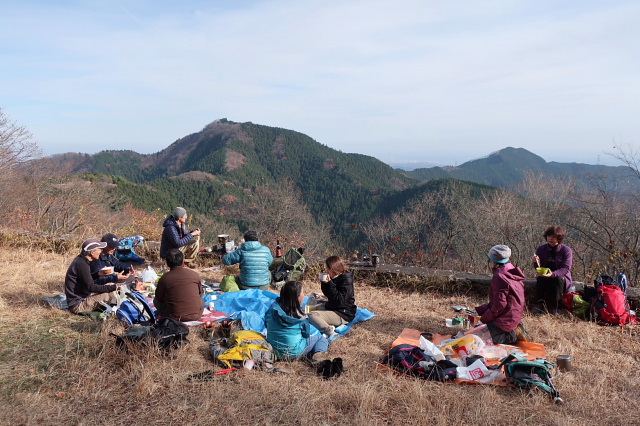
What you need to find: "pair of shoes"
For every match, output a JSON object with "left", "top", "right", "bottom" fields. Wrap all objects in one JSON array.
[
  {"left": 331, "top": 358, "right": 344, "bottom": 377},
  {"left": 316, "top": 357, "right": 345, "bottom": 379}
]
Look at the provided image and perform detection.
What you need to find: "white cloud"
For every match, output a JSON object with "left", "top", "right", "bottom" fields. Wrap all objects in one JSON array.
[{"left": 0, "top": 0, "right": 638, "bottom": 166}]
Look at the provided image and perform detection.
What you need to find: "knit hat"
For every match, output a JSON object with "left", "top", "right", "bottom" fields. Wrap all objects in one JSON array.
[
  {"left": 82, "top": 238, "right": 107, "bottom": 252},
  {"left": 173, "top": 207, "right": 187, "bottom": 220},
  {"left": 488, "top": 244, "right": 511, "bottom": 264},
  {"left": 101, "top": 233, "right": 119, "bottom": 248}
]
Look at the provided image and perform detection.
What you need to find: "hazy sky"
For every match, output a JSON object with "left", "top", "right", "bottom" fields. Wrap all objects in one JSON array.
[{"left": 2, "top": 0, "right": 638, "bottom": 166}]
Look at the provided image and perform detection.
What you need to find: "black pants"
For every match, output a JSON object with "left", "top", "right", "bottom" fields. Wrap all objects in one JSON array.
[
  {"left": 486, "top": 322, "right": 517, "bottom": 345},
  {"left": 535, "top": 276, "right": 565, "bottom": 312}
]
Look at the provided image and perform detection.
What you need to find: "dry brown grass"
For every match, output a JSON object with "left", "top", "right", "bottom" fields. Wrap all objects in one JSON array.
[{"left": 2, "top": 246, "right": 640, "bottom": 426}]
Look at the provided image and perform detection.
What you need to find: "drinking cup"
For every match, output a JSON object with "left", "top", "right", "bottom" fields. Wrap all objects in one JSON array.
[{"left": 556, "top": 354, "right": 572, "bottom": 372}]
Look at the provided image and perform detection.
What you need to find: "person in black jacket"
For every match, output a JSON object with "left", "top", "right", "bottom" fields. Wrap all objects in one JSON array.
[
  {"left": 90, "top": 233, "right": 133, "bottom": 285},
  {"left": 65, "top": 238, "right": 125, "bottom": 313},
  {"left": 308, "top": 256, "right": 357, "bottom": 337}
]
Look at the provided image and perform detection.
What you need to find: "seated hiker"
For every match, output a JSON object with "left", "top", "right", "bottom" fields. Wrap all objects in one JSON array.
[
  {"left": 160, "top": 207, "right": 201, "bottom": 264},
  {"left": 222, "top": 230, "right": 273, "bottom": 290},
  {"left": 65, "top": 238, "right": 125, "bottom": 313},
  {"left": 308, "top": 256, "right": 357, "bottom": 338},
  {"left": 153, "top": 249, "right": 205, "bottom": 322},
  {"left": 475, "top": 245, "right": 526, "bottom": 345},
  {"left": 265, "top": 281, "right": 329, "bottom": 363},
  {"left": 531, "top": 225, "right": 574, "bottom": 315},
  {"left": 90, "top": 233, "right": 134, "bottom": 285}
]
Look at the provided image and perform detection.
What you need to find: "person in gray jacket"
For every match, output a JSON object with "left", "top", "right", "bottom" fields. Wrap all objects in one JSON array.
[{"left": 222, "top": 231, "right": 273, "bottom": 290}]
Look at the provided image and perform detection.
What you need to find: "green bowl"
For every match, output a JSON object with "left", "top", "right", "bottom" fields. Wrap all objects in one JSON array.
[{"left": 536, "top": 267, "right": 550, "bottom": 275}]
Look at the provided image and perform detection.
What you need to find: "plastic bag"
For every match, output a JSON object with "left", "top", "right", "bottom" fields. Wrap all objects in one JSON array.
[
  {"left": 141, "top": 265, "right": 158, "bottom": 283},
  {"left": 463, "top": 324, "right": 494, "bottom": 346},
  {"left": 439, "top": 334, "right": 485, "bottom": 358},
  {"left": 419, "top": 335, "right": 445, "bottom": 361},
  {"left": 457, "top": 359, "right": 490, "bottom": 380}
]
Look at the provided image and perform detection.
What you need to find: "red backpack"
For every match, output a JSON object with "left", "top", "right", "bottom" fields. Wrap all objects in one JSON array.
[{"left": 591, "top": 284, "right": 637, "bottom": 325}]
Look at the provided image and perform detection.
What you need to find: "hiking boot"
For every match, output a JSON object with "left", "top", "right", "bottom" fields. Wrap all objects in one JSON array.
[
  {"left": 515, "top": 322, "right": 530, "bottom": 341},
  {"left": 310, "top": 351, "right": 331, "bottom": 366},
  {"left": 331, "top": 358, "right": 344, "bottom": 377},
  {"left": 316, "top": 359, "right": 333, "bottom": 378},
  {"left": 531, "top": 306, "right": 546, "bottom": 315},
  {"left": 323, "top": 325, "right": 336, "bottom": 338}
]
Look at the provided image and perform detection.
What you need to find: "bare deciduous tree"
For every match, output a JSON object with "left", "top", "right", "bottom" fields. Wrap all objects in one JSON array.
[
  {"left": 0, "top": 109, "right": 41, "bottom": 172},
  {"left": 247, "top": 178, "right": 334, "bottom": 256}
]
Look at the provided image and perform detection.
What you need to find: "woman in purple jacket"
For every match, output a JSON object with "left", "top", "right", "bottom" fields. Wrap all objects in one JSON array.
[
  {"left": 532, "top": 226, "right": 573, "bottom": 315},
  {"left": 475, "top": 245, "right": 526, "bottom": 345}
]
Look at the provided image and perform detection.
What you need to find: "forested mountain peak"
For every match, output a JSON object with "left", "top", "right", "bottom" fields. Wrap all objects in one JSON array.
[{"left": 407, "top": 146, "right": 631, "bottom": 188}]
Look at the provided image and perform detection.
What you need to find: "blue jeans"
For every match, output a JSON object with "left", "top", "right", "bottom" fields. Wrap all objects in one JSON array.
[{"left": 297, "top": 334, "right": 329, "bottom": 359}]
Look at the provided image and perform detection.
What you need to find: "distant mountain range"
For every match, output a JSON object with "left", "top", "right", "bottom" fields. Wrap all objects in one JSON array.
[
  {"left": 403, "top": 147, "right": 634, "bottom": 189},
  {"left": 45, "top": 120, "right": 635, "bottom": 237}
]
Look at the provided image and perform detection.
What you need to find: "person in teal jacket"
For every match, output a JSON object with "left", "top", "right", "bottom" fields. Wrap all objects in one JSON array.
[
  {"left": 222, "top": 231, "right": 273, "bottom": 290},
  {"left": 265, "top": 281, "right": 329, "bottom": 361}
]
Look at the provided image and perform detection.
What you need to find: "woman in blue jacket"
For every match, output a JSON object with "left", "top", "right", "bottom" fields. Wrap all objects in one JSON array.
[{"left": 265, "top": 281, "right": 329, "bottom": 362}]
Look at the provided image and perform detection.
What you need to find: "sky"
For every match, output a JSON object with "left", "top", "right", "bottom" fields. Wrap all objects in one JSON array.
[{"left": 1, "top": 0, "right": 639, "bottom": 167}]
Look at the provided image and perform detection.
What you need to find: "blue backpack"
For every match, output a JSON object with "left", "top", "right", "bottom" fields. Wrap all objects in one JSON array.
[
  {"left": 116, "top": 235, "right": 147, "bottom": 264},
  {"left": 116, "top": 290, "right": 156, "bottom": 327}
]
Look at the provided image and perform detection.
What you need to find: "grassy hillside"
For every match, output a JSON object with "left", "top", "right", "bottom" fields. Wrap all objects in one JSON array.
[{"left": 2, "top": 245, "right": 639, "bottom": 426}]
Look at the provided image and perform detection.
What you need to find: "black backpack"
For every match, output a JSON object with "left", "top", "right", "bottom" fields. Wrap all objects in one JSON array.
[
  {"left": 112, "top": 317, "right": 189, "bottom": 352},
  {"left": 382, "top": 344, "right": 457, "bottom": 381}
]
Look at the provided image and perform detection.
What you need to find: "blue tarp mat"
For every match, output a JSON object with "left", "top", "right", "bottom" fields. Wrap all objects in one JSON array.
[{"left": 209, "top": 289, "right": 376, "bottom": 338}]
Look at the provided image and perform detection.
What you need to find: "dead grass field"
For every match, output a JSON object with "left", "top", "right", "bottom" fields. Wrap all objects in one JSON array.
[{"left": 1, "top": 246, "right": 640, "bottom": 426}]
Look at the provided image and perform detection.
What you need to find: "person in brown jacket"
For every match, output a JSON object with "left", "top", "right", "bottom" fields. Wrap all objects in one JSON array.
[{"left": 154, "top": 248, "right": 204, "bottom": 322}]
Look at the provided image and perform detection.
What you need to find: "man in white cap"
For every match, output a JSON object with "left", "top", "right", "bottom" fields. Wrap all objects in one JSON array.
[
  {"left": 64, "top": 238, "right": 125, "bottom": 313},
  {"left": 160, "top": 207, "right": 201, "bottom": 263},
  {"left": 474, "top": 244, "right": 527, "bottom": 344}
]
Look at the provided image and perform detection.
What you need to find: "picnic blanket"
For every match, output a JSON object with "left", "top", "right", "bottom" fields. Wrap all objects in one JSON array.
[
  {"left": 383, "top": 328, "right": 548, "bottom": 386},
  {"left": 210, "top": 289, "right": 376, "bottom": 339}
]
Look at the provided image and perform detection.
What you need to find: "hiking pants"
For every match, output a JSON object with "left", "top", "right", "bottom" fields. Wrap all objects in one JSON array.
[
  {"left": 308, "top": 306, "right": 348, "bottom": 335},
  {"left": 298, "top": 334, "right": 329, "bottom": 359},
  {"left": 486, "top": 322, "right": 517, "bottom": 345},
  {"left": 535, "top": 276, "right": 565, "bottom": 312},
  {"left": 179, "top": 235, "right": 200, "bottom": 262},
  {"left": 69, "top": 291, "right": 117, "bottom": 313}
]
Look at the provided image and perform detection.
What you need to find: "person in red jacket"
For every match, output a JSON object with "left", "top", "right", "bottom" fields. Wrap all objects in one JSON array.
[{"left": 475, "top": 245, "right": 526, "bottom": 345}]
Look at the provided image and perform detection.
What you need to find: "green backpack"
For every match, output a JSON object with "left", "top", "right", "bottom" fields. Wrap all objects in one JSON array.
[
  {"left": 272, "top": 247, "right": 307, "bottom": 284},
  {"left": 500, "top": 354, "right": 563, "bottom": 403}
]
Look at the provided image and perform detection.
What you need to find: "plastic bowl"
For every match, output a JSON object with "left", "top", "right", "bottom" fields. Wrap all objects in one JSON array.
[
  {"left": 101, "top": 266, "right": 114, "bottom": 274},
  {"left": 536, "top": 267, "right": 550, "bottom": 276}
]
